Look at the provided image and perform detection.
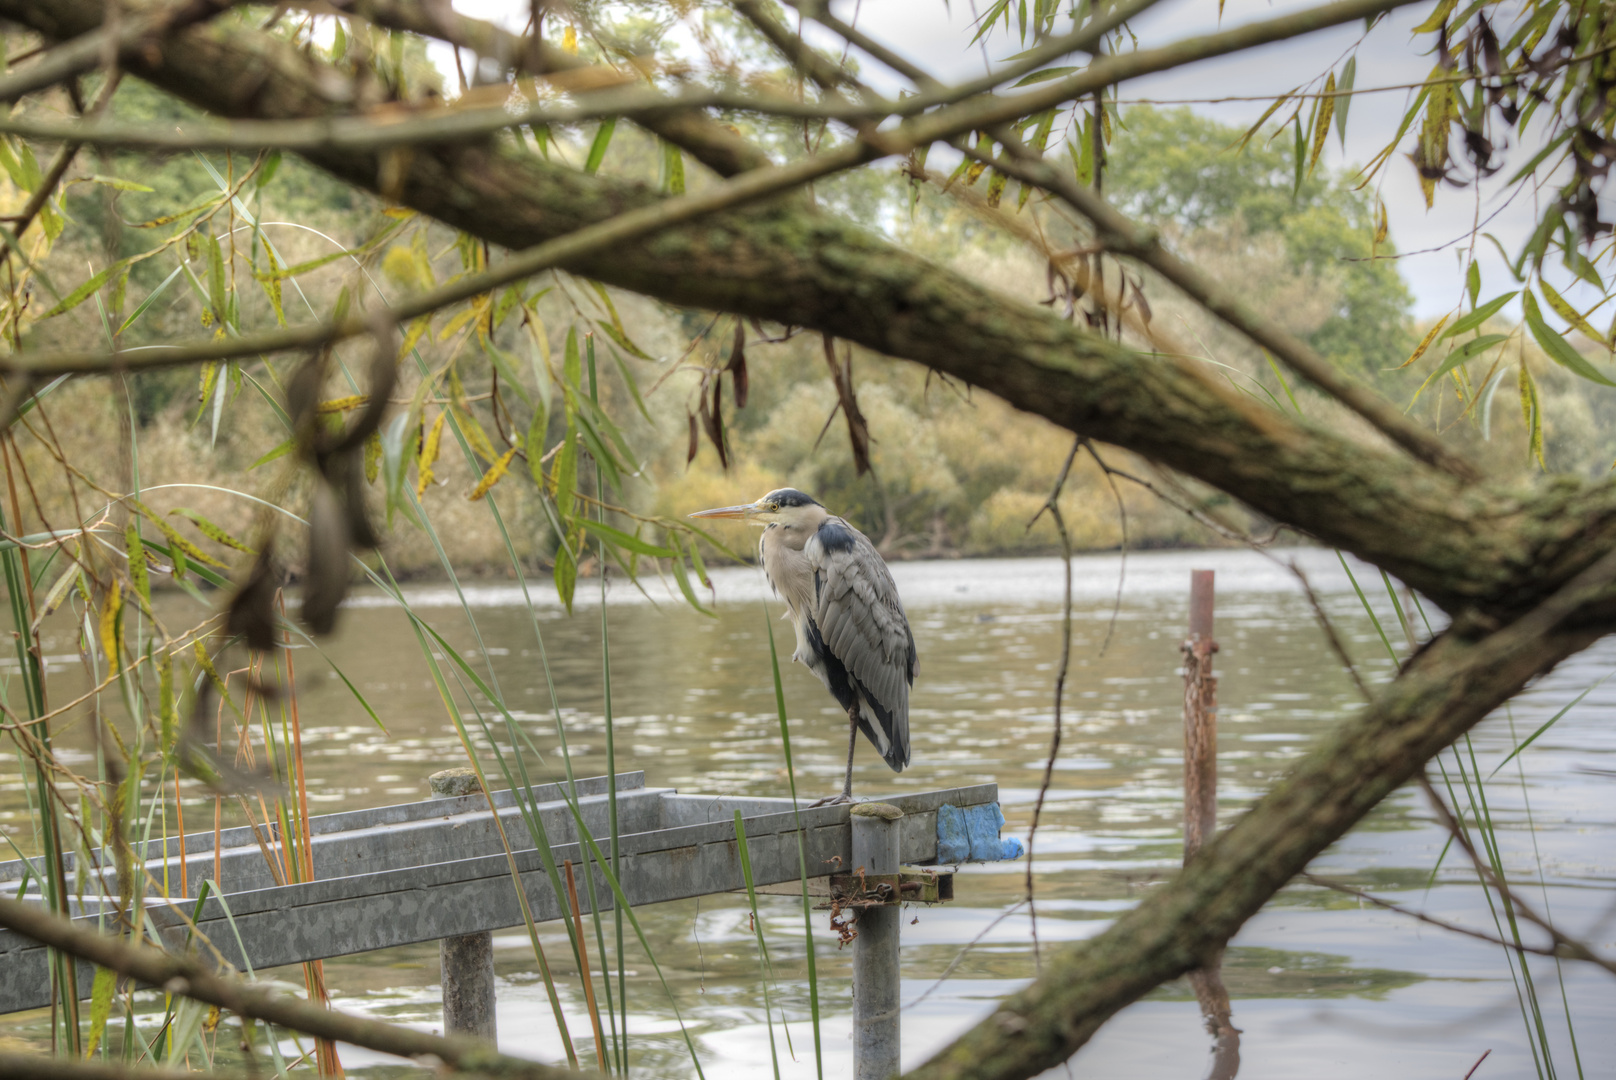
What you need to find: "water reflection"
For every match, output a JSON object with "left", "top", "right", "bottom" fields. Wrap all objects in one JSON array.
[{"left": 1, "top": 548, "right": 1612, "bottom": 1077}]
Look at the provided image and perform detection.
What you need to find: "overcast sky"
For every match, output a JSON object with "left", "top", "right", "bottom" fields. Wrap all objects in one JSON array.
[{"left": 435, "top": 0, "right": 1566, "bottom": 321}]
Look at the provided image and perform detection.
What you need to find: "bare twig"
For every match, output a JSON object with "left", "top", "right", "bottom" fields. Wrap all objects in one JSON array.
[
  {"left": 1023, "top": 438, "right": 1081, "bottom": 970},
  {"left": 1417, "top": 775, "right": 1616, "bottom": 979}
]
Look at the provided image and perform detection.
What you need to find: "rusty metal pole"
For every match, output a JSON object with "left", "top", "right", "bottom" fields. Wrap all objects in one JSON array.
[
  {"left": 430, "top": 768, "right": 498, "bottom": 1046},
  {"left": 1183, "top": 570, "right": 1218, "bottom": 859},
  {"left": 1182, "top": 571, "right": 1240, "bottom": 1079}
]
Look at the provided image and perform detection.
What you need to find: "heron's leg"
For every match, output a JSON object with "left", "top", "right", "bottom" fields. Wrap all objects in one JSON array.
[
  {"left": 840, "top": 704, "right": 858, "bottom": 800},
  {"left": 809, "top": 706, "right": 860, "bottom": 807}
]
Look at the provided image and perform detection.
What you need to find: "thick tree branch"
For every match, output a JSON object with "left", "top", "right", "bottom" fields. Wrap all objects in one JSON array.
[
  {"left": 6, "top": 0, "right": 1616, "bottom": 624},
  {"left": 910, "top": 556, "right": 1616, "bottom": 1078}
]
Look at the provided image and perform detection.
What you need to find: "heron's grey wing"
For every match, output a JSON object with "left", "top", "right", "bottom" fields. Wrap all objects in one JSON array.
[{"left": 806, "top": 517, "right": 914, "bottom": 769}]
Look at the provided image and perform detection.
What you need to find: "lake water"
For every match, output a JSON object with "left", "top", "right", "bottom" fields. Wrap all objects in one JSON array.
[{"left": 2, "top": 547, "right": 1613, "bottom": 1078}]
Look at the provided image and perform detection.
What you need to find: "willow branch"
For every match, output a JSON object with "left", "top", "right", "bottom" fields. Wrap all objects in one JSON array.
[
  {"left": 0, "top": 85, "right": 862, "bottom": 152},
  {"left": 958, "top": 135, "right": 1477, "bottom": 479},
  {"left": 1301, "top": 871, "right": 1616, "bottom": 977},
  {"left": 0, "top": 893, "right": 585, "bottom": 1080},
  {"left": 0, "top": 0, "right": 234, "bottom": 103},
  {"left": 334, "top": 0, "right": 770, "bottom": 176}
]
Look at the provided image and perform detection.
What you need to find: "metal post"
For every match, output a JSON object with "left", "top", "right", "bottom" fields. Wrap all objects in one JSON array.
[
  {"left": 1181, "top": 573, "right": 1239, "bottom": 1078},
  {"left": 429, "top": 768, "right": 497, "bottom": 1045},
  {"left": 1183, "top": 570, "right": 1218, "bottom": 858},
  {"left": 851, "top": 803, "right": 902, "bottom": 1080}
]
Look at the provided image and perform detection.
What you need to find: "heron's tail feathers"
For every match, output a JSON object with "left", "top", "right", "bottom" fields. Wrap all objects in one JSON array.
[{"left": 858, "top": 701, "right": 910, "bottom": 773}]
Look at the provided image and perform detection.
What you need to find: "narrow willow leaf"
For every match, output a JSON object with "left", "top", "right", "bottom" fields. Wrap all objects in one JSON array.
[
  {"left": 1418, "top": 334, "right": 1508, "bottom": 396},
  {"left": 1335, "top": 57, "right": 1355, "bottom": 144},
  {"left": 399, "top": 314, "right": 432, "bottom": 360},
  {"left": 1410, "top": 0, "right": 1457, "bottom": 33},
  {"left": 661, "top": 140, "right": 685, "bottom": 195},
  {"left": 1011, "top": 65, "right": 1077, "bottom": 87},
  {"left": 169, "top": 509, "right": 254, "bottom": 553},
  {"left": 37, "top": 562, "right": 79, "bottom": 623},
  {"left": 452, "top": 403, "right": 500, "bottom": 463},
  {"left": 248, "top": 438, "right": 294, "bottom": 470},
  {"left": 1440, "top": 291, "right": 1516, "bottom": 340},
  {"left": 41, "top": 258, "right": 128, "bottom": 318},
  {"left": 205, "top": 233, "right": 227, "bottom": 326},
  {"left": 316, "top": 394, "right": 368, "bottom": 414},
  {"left": 364, "top": 430, "right": 383, "bottom": 484},
  {"left": 585, "top": 118, "right": 617, "bottom": 175},
  {"left": 1308, "top": 73, "right": 1335, "bottom": 175},
  {"left": 579, "top": 518, "right": 673, "bottom": 559},
  {"left": 1537, "top": 278, "right": 1604, "bottom": 344},
  {"left": 1466, "top": 261, "right": 1480, "bottom": 307},
  {"left": 1523, "top": 291, "right": 1616, "bottom": 387},
  {"left": 150, "top": 516, "right": 229, "bottom": 569},
  {"left": 1291, "top": 115, "right": 1304, "bottom": 197},
  {"left": 564, "top": 327, "right": 582, "bottom": 388},
  {"left": 596, "top": 320, "right": 653, "bottom": 362},
  {"left": 1519, "top": 359, "right": 1544, "bottom": 468},
  {"left": 469, "top": 445, "right": 520, "bottom": 501},
  {"left": 553, "top": 424, "right": 578, "bottom": 512},
  {"left": 668, "top": 537, "right": 714, "bottom": 616},
  {"left": 1397, "top": 314, "right": 1450, "bottom": 368},
  {"left": 1233, "top": 90, "right": 1294, "bottom": 152},
  {"left": 553, "top": 537, "right": 577, "bottom": 613},
  {"left": 1570, "top": 253, "right": 1604, "bottom": 291},
  {"left": 526, "top": 403, "right": 550, "bottom": 488},
  {"left": 260, "top": 245, "right": 286, "bottom": 327},
  {"left": 417, "top": 411, "right": 447, "bottom": 496}
]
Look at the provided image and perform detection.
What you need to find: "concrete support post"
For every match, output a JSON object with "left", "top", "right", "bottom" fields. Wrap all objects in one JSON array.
[
  {"left": 851, "top": 803, "right": 903, "bottom": 1080},
  {"left": 429, "top": 768, "right": 497, "bottom": 1046}
]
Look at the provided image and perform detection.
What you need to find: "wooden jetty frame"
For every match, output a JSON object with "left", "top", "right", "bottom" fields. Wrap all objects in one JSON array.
[{"left": 0, "top": 772, "right": 1010, "bottom": 1079}]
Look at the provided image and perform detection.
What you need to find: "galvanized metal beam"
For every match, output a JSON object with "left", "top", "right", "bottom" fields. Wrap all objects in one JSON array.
[{"left": 0, "top": 777, "right": 999, "bottom": 1015}]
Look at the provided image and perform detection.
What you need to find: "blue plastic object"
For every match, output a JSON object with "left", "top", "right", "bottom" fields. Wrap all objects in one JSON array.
[{"left": 936, "top": 802, "right": 1024, "bottom": 864}]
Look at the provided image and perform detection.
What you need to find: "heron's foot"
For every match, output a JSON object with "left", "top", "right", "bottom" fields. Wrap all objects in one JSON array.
[{"left": 808, "top": 792, "right": 855, "bottom": 808}]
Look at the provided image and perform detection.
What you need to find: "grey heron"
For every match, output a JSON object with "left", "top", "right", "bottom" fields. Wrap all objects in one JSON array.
[{"left": 690, "top": 489, "right": 917, "bottom": 805}]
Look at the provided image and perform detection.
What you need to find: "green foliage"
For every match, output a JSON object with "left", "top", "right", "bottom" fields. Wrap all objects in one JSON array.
[{"left": 1107, "top": 105, "right": 1416, "bottom": 383}]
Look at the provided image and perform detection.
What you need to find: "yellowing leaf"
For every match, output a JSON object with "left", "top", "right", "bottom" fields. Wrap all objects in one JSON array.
[
  {"left": 468, "top": 445, "right": 520, "bottom": 501},
  {"left": 563, "top": 25, "right": 578, "bottom": 54},
  {"left": 1308, "top": 73, "right": 1335, "bottom": 176},
  {"left": 85, "top": 966, "right": 117, "bottom": 1058},
  {"left": 99, "top": 580, "right": 123, "bottom": 669},
  {"left": 398, "top": 314, "right": 431, "bottom": 360},
  {"left": 1538, "top": 278, "right": 1605, "bottom": 345},
  {"left": 1397, "top": 314, "right": 1450, "bottom": 368},
  {"left": 169, "top": 509, "right": 255, "bottom": 553},
  {"left": 316, "top": 395, "right": 368, "bottom": 414},
  {"left": 416, "top": 411, "right": 446, "bottom": 496},
  {"left": 125, "top": 524, "right": 150, "bottom": 603},
  {"left": 1410, "top": 0, "right": 1457, "bottom": 33}
]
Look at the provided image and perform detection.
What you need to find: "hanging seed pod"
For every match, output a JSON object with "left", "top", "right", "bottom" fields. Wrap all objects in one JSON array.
[
  {"left": 301, "top": 479, "right": 352, "bottom": 635},
  {"left": 225, "top": 546, "right": 280, "bottom": 653}
]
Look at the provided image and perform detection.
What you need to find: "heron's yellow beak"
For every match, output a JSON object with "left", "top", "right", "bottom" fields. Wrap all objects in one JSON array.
[{"left": 688, "top": 503, "right": 759, "bottom": 521}]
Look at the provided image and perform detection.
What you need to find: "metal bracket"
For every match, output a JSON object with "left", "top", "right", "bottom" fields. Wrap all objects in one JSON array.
[{"left": 819, "top": 869, "right": 953, "bottom": 909}]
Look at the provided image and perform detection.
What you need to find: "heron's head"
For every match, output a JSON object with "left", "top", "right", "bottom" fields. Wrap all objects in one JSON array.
[{"left": 689, "top": 488, "right": 825, "bottom": 531}]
